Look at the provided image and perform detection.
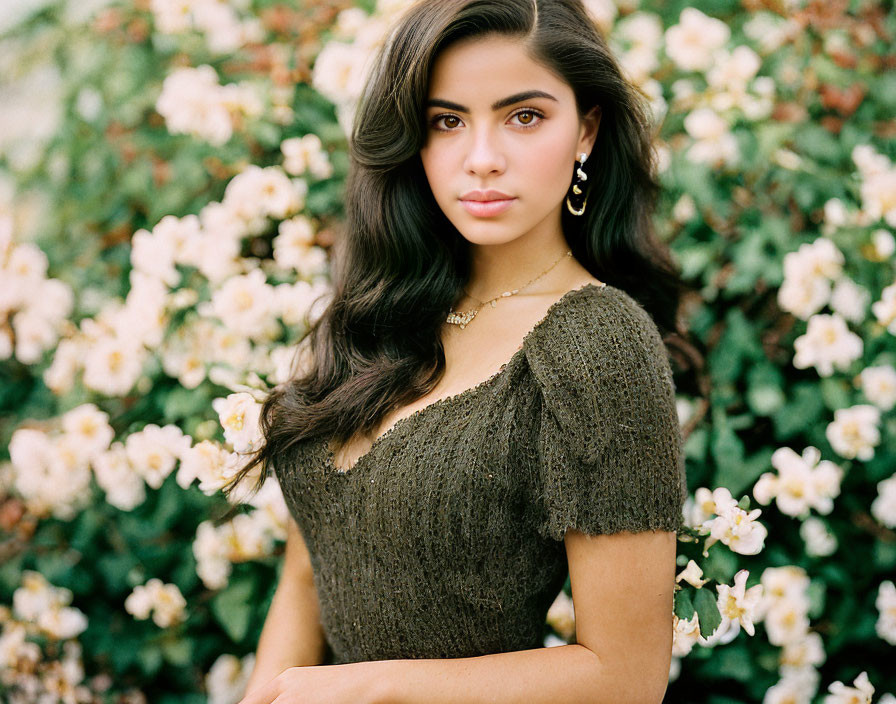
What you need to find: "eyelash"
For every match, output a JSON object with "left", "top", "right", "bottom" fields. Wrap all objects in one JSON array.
[{"left": 428, "top": 108, "right": 546, "bottom": 132}]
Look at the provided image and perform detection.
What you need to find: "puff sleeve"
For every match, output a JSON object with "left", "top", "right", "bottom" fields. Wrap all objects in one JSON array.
[{"left": 524, "top": 290, "right": 687, "bottom": 542}]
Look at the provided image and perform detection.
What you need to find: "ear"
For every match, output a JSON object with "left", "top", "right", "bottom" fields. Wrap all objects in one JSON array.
[{"left": 577, "top": 105, "right": 601, "bottom": 159}]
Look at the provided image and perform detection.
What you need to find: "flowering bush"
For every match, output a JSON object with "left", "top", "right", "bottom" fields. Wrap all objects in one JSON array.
[{"left": 1, "top": 0, "right": 894, "bottom": 702}]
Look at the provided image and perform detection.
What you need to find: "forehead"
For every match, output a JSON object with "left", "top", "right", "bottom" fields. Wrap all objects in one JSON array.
[{"left": 426, "top": 35, "right": 566, "bottom": 100}]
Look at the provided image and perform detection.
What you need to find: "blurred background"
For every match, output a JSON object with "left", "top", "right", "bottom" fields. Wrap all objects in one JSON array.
[{"left": 1, "top": 0, "right": 894, "bottom": 702}]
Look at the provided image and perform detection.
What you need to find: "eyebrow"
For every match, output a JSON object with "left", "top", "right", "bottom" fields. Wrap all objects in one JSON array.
[{"left": 425, "top": 90, "right": 558, "bottom": 112}]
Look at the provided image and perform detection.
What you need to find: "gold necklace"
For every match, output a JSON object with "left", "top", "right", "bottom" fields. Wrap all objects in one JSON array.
[{"left": 446, "top": 250, "right": 572, "bottom": 329}]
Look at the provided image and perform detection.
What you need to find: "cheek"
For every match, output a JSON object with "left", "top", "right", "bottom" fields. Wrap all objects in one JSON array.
[{"left": 521, "top": 139, "right": 575, "bottom": 190}]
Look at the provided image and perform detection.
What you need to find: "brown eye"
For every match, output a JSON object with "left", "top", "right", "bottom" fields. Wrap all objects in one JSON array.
[
  {"left": 444, "top": 116, "right": 460, "bottom": 128},
  {"left": 510, "top": 109, "right": 544, "bottom": 129}
]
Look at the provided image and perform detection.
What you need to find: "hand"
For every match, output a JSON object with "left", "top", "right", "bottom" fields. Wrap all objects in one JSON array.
[{"left": 237, "top": 661, "right": 389, "bottom": 704}]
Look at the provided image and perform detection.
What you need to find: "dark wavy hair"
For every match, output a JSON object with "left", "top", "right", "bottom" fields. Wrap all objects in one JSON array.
[{"left": 220, "top": 0, "right": 704, "bottom": 512}]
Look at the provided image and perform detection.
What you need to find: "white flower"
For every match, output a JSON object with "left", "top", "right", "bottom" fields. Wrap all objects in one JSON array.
[
  {"left": 9, "top": 429, "right": 92, "bottom": 520},
  {"left": 829, "top": 276, "right": 869, "bottom": 323},
  {"left": 706, "top": 44, "right": 761, "bottom": 93},
  {"left": 684, "top": 487, "right": 725, "bottom": 528},
  {"left": 204, "top": 268, "right": 278, "bottom": 340},
  {"left": 546, "top": 590, "right": 575, "bottom": 641},
  {"left": 273, "top": 219, "right": 328, "bottom": 279},
  {"left": 704, "top": 499, "right": 767, "bottom": 556},
  {"left": 671, "top": 613, "right": 701, "bottom": 657},
  {"left": 763, "top": 667, "right": 820, "bottom": 704},
  {"left": 177, "top": 439, "right": 232, "bottom": 492},
  {"left": 780, "top": 631, "right": 826, "bottom": 670},
  {"left": 871, "top": 473, "right": 896, "bottom": 528},
  {"left": 799, "top": 517, "right": 837, "bottom": 557},
  {"left": 825, "top": 404, "right": 881, "bottom": 461},
  {"left": 675, "top": 560, "right": 708, "bottom": 588},
  {"left": 124, "top": 579, "right": 186, "bottom": 628},
  {"left": 311, "top": 40, "right": 371, "bottom": 107},
  {"left": 871, "top": 282, "right": 896, "bottom": 334},
  {"left": 743, "top": 13, "right": 800, "bottom": 54},
  {"left": 875, "top": 580, "right": 896, "bottom": 645},
  {"left": 152, "top": 213, "right": 204, "bottom": 269},
  {"left": 753, "top": 446, "right": 843, "bottom": 518},
  {"left": 823, "top": 671, "right": 874, "bottom": 704},
  {"left": 777, "top": 238, "right": 846, "bottom": 319},
  {"left": 783, "top": 238, "right": 845, "bottom": 281},
  {"left": 194, "top": 521, "right": 233, "bottom": 590},
  {"left": 281, "top": 134, "right": 333, "bottom": 179},
  {"left": 664, "top": 7, "right": 730, "bottom": 72},
  {"left": 11, "top": 571, "right": 88, "bottom": 640},
  {"left": 792, "top": 313, "right": 863, "bottom": 377},
  {"left": 192, "top": 512, "right": 275, "bottom": 590},
  {"left": 716, "top": 569, "right": 763, "bottom": 637},
  {"left": 764, "top": 598, "right": 811, "bottom": 646},
  {"left": 82, "top": 334, "right": 147, "bottom": 396},
  {"left": 130, "top": 227, "right": 179, "bottom": 288},
  {"left": 222, "top": 165, "right": 305, "bottom": 225},
  {"left": 43, "top": 338, "right": 82, "bottom": 394},
  {"left": 859, "top": 164, "right": 896, "bottom": 227},
  {"left": 683, "top": 107, "right": 739, "bottom": 167},
  {"left": 206, "top": 652, "right": 256, "bottom": 704},
  {"left": 151, "top": 582, "right": 188, "bottom": 628},
  {"left": 859, "top": 364, "right": 896, "bottom": 411},
  {"left": 37, "top": 605, "right": 88, "bottom": 640},
  {"left": 213, "top": 392, "right": 264, "bottom": 453},
  {"left": 149, "top": 0, "right": 194, "bottom": 34},
  {"left": 61, "top": 404, "right": 114, "bottom": 462},
  {"left": 778, "top": 269, "right": 831, "bottom": 320},
  {"left": 0, "top": 621, "right": 42, "bottom": 670},
  {"left": 156, "top": 65, "right": 235, "bottom": 146},
  {"left": 870, "top": 228, "right": 895, "bottom": 259},
  {"left": 246, "top": 478, "right": 289, "bottom": 542},
  {"left": 124, "top": 423, "right": 192, "bottom": 490},
  {"left": 92, "top": 442, "right": 147, "bottom": 511},
  {"left": 13, "top": 571, "right": 60, "bottom": 622},
  {"left": 759, "top": 566, "right": 811, "bottom": 608}
]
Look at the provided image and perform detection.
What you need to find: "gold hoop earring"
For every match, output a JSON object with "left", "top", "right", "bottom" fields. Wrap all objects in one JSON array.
[{"left": 566, "top": 151, "right": 589, "bottom": 216}]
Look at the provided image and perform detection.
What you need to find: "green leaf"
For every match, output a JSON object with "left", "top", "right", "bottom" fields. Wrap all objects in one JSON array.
[
  {"left": 773, "top": 383, "right": 826, "bottom": 438},
  {"left": 713, "top": 643, "right": 756, "bottom": 682},
  {"left": 137, "top": 642, "right": 163, "bottom": 676},
  {"left": 806, "top": 580, "right": 826, "bottom": 620},
  {"left": 162, "top": 384, "right": 213, "bottom": 423},
  {"left": 701, "top": 545, "right": 739, "bottom": 584},
  {"left": 873, "top": 541, "right": 896, "bottom": 570},
  {"left": 161, "top": 636, "right": 194, "bottom": 666},
  {"left": 694, "top": 586, "right": 723, "bottom": 638},
  {"left": 211, "top": 577, "right": 255, "bottom": 643},
  {"left": 717, "top": 447, "right": 775, "bottom": 499},
  {"left": 674, "top": 588, "right": 696, "bottom": 621}
]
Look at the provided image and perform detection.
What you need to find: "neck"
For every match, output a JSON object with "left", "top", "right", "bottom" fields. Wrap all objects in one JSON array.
[{"left": 464, "top": 237, "right": 571, "bottom": 301}]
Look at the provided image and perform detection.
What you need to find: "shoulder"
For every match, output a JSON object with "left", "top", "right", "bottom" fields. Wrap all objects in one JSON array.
[{"left": 523, "top": 283, "right": 671, "bottom": 387}]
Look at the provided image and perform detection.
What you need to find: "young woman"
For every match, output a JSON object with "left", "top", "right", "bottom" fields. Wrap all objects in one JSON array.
[{"left": 232, "top": 1, "right": 695, "bottom": 702}]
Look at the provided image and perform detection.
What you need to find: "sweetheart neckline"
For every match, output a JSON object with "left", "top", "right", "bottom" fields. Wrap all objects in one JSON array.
[{"left": 322, "top": 281, "right": 610, "bottom": 475}]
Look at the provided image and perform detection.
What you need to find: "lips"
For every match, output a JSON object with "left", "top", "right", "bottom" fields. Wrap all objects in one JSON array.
[
  {"left": 459, "top": 197, "right": 516, "bottom": 217},
  {"left": 460, "top": 189, "right": 514, "bottom": 201}
]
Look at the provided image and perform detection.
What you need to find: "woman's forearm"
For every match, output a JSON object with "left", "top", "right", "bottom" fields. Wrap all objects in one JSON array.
[
  {"left": 372, "top": 643, "right": 663, "bottom": 704},
  {"left": 244, "top": 578, "right": 327, "bottom": 696}
]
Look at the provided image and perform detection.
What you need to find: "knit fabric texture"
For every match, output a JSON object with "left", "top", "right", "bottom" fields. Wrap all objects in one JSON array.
[{"left": 274, "top": 282, "right": 687, "bottom": 666}]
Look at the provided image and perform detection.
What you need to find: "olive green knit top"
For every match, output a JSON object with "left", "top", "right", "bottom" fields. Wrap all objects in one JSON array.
[{"left": 274, "top": 283, "right": 687, "bottom": 666}]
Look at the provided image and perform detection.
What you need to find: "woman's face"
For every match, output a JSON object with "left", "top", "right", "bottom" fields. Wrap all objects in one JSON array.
[{"left": 420, "top": 34, "right": 600, "bottom": 247}]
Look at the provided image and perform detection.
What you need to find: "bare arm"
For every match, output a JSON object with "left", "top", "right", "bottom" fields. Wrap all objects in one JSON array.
[{"left": 244, "top": 515, "right": 328, "bottom": 696}]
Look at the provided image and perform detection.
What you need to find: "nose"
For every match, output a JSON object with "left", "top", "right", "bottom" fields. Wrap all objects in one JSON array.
[{"left": 462, "top": 125, "right": 506, "bottom": 176}]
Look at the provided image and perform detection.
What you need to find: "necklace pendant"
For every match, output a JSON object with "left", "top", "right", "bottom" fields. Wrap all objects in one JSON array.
[{"left": 446, "top": 308, "right": 478, "bottom": 328}]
